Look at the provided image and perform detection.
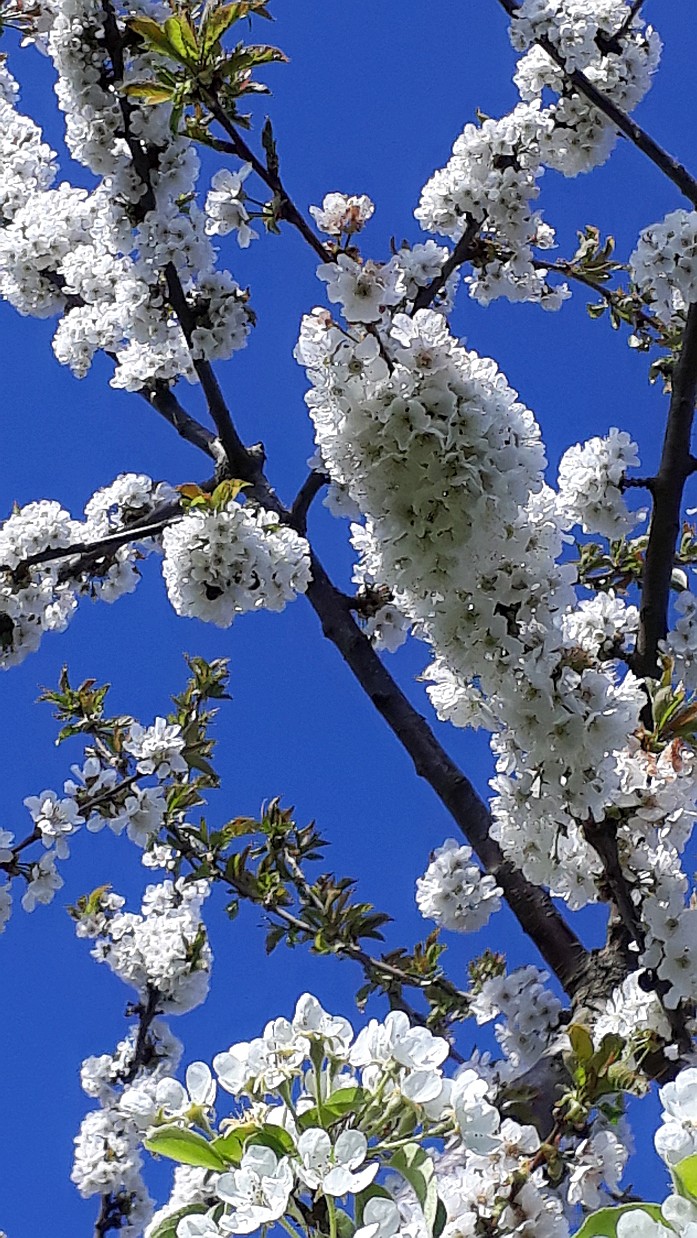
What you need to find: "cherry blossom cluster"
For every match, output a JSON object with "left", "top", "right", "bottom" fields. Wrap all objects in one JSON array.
[
  {"left": 310, "top": 192, "right": 375, "bottom": 238},
  {"left": 71, "top": 879, "right": 211, "bottom": 1235},
  {"left": 556, "top": 428, "right": 642, "bottom": 538},
  {"left": 1, "top": 709, "right": 192, "bottom": 933},
  {"left": 469, "top": 965, "right": 562, "bottom": 1077},
  {"left": 604, "top": 738, "right": 697, "bottom": 1009},
  {"left": 0, "top": 0, "right": 253, "bottom": 392},
  {"left": 665, "top": 592, "right": 697, "bottom": 689},
  {"left": 416, "top": 839, "right": 502, "bottom": 933},
  {"left": 0, "top": 474, "right": 171, "bottom": 669},
  {"left": 415, "top": 102, "right": 569, "bottom": 310},
  {"left": 511, "top": 1, "right": 661, "bottom": 175},
  {"left": 204, "top": 165, "right": 258, "bottom": 249},
  {"left": 0, "top": 63, "right": 57, "bottom": 226},
  {"left": 416, "top": 1, "right": 660, "bottom": 307},
  {"left": 161, "top": 499, "right": 312, "bottom": 627},
  {"left": 298, "top": 308, "right": 650, "bottom": 908},
  {"left": 630, "top": 209, "right": 697, "bottom": 325}
]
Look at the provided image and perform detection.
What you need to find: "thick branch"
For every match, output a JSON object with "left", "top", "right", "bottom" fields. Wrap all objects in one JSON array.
[
  {"left": 634, "top": 303, "right": 697, "bottom": 679},
  {"left": 289, "top": 469, "right": 329, "bottom": 534},
  {"left": 304, "top": 552, "right": 590, "bottom": 999},
  {"left": 495, "top": 0, "right": 697, "bottom": 209},
  {"left": 137, "top": 385, "right": 220, "bottom": 460}
]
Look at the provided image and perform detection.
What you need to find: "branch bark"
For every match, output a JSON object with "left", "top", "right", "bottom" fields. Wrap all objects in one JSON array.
[{"left": 633, "top": 303, "right": 697, "bottom": 679}]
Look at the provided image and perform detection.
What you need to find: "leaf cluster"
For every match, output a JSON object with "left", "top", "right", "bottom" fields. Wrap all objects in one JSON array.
[{"left": 125, "top": 0, "right": 286, "bottom": 133}]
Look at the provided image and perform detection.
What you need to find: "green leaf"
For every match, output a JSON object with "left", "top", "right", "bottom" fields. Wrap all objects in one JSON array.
[
  {"left": 568, "top": 1024, "right": 594, "bottom": 1064},
  {"left": 433, "top": 1198, "right": 447, "bottom": 1238},
  {"left": 243, "top": 42, "right": 288, "bottom": 66},
  {"left": 147, "top": 1203, "right": 210, "bottom": 1238},
  {"left": 145, "top": 1125, "right": 227, "bottom": 1171},
  {"left": 202, "top": 2, "right": 245, "bottom": 52},
  {"left": 130, "top": 16, "right": 177, "bottom": 54},
  {"left": 212, "top": 1121, "right": 259, "bottom": 1165},
  {"left": 388, "top": 1144, "right": 439, "bottom": 1236},
  {"left": 122, "top": 81, "right": 174, "bottom": 103},
  {"left": 261, "top": 116, "right": 278, "bottom": 176},
  {"left": 571, "top": 1203, "right": 665, "bottom": 1238},
  {"left": 164, "top": 15, "right": 199, "bottom": 61},
  {"left": 674, "top": 1153, "right": 697, "bottom": 1201},
  {"left": 335, "top": 1209, "right": 354, "bottom": 1238},
  {"left": 298, "top": 1086, "right": 366, "bottom": 1131},
  {"left": 247, "top": 1123, "right": 297, "bottom": 1157}
]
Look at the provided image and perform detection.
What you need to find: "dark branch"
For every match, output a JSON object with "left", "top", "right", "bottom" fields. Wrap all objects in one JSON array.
[
  {"left": 582, "top": 815, "right": 644, "bottom": 948},
  {"left": 412, "top": 217, "right": 481, "bottom": 312},
  {"left": 614, "top": 0, "right": 649, "bottom": 44},
  {"left": 92, "top": 987, "right": 161, "bottom": 1237},
  {"left": 163, "top": 262, "right": 263, "bottom": 478},
  {"left": 495, "top": 0, "right": 697, "bottom": 209},
  {"left": 633, "top": 303, "right": 697, "bottom": 679},
  {"left": 304, "top": 552, "right": 591, "bottom": 999},
  {"left": 137, "top": 384, "right": 220, "bottom": 460},
  {"left": 289, "top": 469, "right": 329, "bottom": 534},
  {"left": 21, "top": 510, "right": 183, "bottom": 571},
  {"left": 202, "top": 94, "right": 332, "bottom": 264}
]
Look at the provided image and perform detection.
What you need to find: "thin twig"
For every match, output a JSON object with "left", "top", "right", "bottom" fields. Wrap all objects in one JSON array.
[
  {"left": 495, "top": 0, "right": 697, "bottom": 209},
  {"left": 531, "top": 258, "right": 659, "bottom": 333},
  {"left": 202, "top": 94, "right": 332, "bottom": 264},
  {"left": 21, "top": 511, "right": 183, "bottom": 571}
]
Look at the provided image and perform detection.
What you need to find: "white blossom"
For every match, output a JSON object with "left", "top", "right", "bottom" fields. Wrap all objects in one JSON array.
[{"left": 416, "top": 840, "right": 502, "bottom": 932}]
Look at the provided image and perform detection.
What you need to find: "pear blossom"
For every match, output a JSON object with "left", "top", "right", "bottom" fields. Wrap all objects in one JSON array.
[
  {"left": 296, "top": 1128, "right": 378, "bottom": 1195},
  {"left": 216, "top": 1146, "right": 294, "bottom": 1233}
]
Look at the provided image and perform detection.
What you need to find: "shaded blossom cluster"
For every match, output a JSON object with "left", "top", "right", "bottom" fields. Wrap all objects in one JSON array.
[
  {"left": 0, "top": 475, "right": 171, "bottom": 669},
  {"left": 161, "top": 499, "right": 312, "bottom": 627}
]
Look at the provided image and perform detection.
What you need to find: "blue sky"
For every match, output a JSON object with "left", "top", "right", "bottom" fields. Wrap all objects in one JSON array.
[{"left": 1, "top": 0, "right": 696, "bottom": 1231}]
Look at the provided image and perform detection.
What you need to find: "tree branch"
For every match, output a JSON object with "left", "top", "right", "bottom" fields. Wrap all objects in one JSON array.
[
  {"left": 633, "top": 302, "right": 697, "bottom": 679},
  {"left": 289, "top": 469, "right": 329, "bottom": 534},
  {"left": 495, "top": 0, "right": 697, "bottom": 209},
  {"left": 412, "top": 217, "right": 482, "bottom": 312},
  {"left": 303, "top": 553, "right": 591, "bottom": 998},
  {"left": 21, "top": 510, "right": 183, "bottom": 571},
  {"left": 614, "top": 0, "right": 649, "bottom": 44},
  {"left": 202, "top": 93, "right": 332, "bottom": 264},
  {"left": 136, "top": 384, "right": 220, "bottom": 460}
]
